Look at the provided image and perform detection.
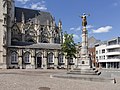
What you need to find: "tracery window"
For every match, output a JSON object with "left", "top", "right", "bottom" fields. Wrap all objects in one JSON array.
[
  {"left": 11, "top": 52, "right": 18, "bottom": 63},
  {"left": 11, "top": 25, "right": 21, "bottom": 41},
  {"left": 24, "top": 52, "right": 30, "bottom": 63},
  {"left": 58, "top": 54, "right": 64, "bottom": 63},
  {"left": 48, "top": 53, "right": 54, "bottom": 63}
]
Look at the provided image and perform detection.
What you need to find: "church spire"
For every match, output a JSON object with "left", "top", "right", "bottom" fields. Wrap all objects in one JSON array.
[
  {"left": 53, "top": 17, "right": 55, "bottom": 27},
  {"left": 14, "top": 17, "right": 16, "bottom": 23},
  {"left": 35, "top": 14, "right": 38, "bottom": 24},
  {"left": 22, "top": 12, "right": 25, "bottom": 24},
  {"left": 34, "top": 14, "right": 39, "bottom": 30},
  {"left": 58, "top": 19, "right": 62, "bottom": 29},
  {"left": 47, "top": 19, "right": 49, "bottom": 26}
]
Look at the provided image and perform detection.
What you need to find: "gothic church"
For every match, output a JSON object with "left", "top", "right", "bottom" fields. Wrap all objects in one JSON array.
[{"left": 0, "top": 0, "right": 74, "bottom": 69}]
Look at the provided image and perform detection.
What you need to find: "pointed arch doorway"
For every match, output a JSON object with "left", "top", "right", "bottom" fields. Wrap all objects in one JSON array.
[{"left": 36, "top": 53, "right": 42, "bottom": 68}]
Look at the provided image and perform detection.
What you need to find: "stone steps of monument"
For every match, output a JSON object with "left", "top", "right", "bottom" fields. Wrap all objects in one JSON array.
[
  {"left": 70, "top": 70, "right": 96, "bottom": 73},
  {"left": 51, "top": 74, "right": 114, "bottom": 82},
  {"left": 73, "top": 68, "right": 95, "bottom": 71},
  {"left": 67, "top": 71, "right": 98, "bottom": 75},
  {"left": 68, "top": 68, "right": 101, "bottom": 75}
]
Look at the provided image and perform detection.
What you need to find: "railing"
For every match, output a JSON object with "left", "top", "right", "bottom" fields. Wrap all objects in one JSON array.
[
  {"left": 107, "top": 57, "right": 120, "bottom": 59},
  {"left": 107, "top": 50, "right": 120, "bottom": 52}
]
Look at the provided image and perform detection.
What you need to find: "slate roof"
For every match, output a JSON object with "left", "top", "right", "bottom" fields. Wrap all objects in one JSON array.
[
  {"left": 9, "top": 43, "right": 61, "bottom": 50},
  {"left": 15, "top": 7, "right": 53, "bottom": 25},
  {"left": 11, "top": 41, "right": 35, "bottom": 46},
  {"left": 27, "top": 43, "right": 61, "bottom": 49}
]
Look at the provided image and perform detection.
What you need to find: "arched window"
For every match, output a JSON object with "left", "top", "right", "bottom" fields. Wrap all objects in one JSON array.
[
  {"left": 58, "top": 54, "right": 64, "bottom": 63},
  {"left": 11, "top": 24, "right": 22, "bottom": 42},
  {"left": 48, "top": 53, "right": 54, "bottom": 63},
  {"left": 11, "top": 52, "right": 18, "bottom": 64},
  {"left": 25, "top": 29, "right": 37, "bottom": 43},
  {"left": 24, "top": 52, "right": 30, "bottom": 63},
  {"left": 69, "top": 58, "right": 74, "bottom": 65},
  {"left": 42, "top": 40, "right": 49, "bottom": 43},
  {"left": 41, "top": 29, "right": 50, "bottom": 43}
]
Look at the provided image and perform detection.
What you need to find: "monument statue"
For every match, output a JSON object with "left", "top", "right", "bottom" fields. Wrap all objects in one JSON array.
[
  {"left": 81, "top": 13, "right": 90, "bottom": 27},
  {"left": 77, "top": 13, "right": 90, "bottom": 69}
]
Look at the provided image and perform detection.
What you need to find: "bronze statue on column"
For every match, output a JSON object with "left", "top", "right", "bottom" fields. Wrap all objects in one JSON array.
[{"left": 81, "top": 13, "right": 90, "bottom": 27}]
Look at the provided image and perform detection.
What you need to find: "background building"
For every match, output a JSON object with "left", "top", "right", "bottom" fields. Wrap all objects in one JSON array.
[
  {"left": 77, "top": 36, "right": 101, "bottom": 68},
  {"left": 95, "top": 37, "right": 120, "bottom": 69}
]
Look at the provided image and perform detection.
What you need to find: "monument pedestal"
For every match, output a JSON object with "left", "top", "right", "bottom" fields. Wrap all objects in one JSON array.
[
  {"left": 70, "top": 57, "right": 101, "bottom": 75},
  {"left": 68, "top": 67, "right": 101, "bottom": 75},
  {"left": 77, "top": 57, "right": 90, "bottom": 69}
]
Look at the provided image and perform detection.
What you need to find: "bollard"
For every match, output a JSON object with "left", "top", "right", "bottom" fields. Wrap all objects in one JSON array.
[{"left": 113, "top": 78, "right": 116, "bottom": 84}]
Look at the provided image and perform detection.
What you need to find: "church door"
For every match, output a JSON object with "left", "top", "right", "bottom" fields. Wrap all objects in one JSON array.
[{"left": 37, "top": 57, "right": 42, "bottom": 68}]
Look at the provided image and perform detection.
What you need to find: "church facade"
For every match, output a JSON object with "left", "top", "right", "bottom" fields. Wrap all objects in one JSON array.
[
  {"left": 0, "top": 0, "right": 78, "bottom": 69},
  {"left": 0, "top": 0, "right": 99, "bottom": 69}
]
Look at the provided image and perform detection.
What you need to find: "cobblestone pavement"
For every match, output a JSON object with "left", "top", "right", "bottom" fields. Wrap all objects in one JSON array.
[{"left": 0, "top": 69, "right": 120, "bottom": 90}]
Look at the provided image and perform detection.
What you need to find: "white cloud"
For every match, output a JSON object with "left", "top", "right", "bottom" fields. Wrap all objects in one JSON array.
[
  {"left": 70, "top": 28, "right": 75, "bottom": 30},
  {"left": 41, "top": 0, "right": 45, "bottom": 4},
  {"left": 23, "top": 5, "right": 29, "bottom": 8},
  {"left": 16, "top": 0, "right": 30, "bottom": 4},
  {"left": 113, "top": 2, "right": 118, "bottom": 6},
  {"left": 86, "top": 25, "right": 94, "bottom": 29},
  {"left": 16, "top": 0, "right": 47, "bottom": 10},
  {"left": 31, "top": 2, "right": 47, "bottom": 10},
  {"left": 76, "top": 26, "right": 81, "bottom": 31},
  {"left": 70, "top": 25, "right": 93, "bottom": 32},
  {"left": 92, "top": 26, "right": 112, "bottom": 33},
  {"left": 70, "top": 26, "right": 81, "bottom": 31},
  {"left": 73, "top": 34, "right": 80, "bottom": 41},
  {"left": 113, "top": 1, "right": 120, "bottom": 7}
]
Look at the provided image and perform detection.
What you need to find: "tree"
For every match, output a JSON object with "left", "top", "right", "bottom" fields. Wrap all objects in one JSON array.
[{"left": 61, "top": 32, "right": 77, "bottom": 70}]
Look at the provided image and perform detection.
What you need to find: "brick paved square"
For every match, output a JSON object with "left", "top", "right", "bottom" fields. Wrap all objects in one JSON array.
[{"left": 0, "top": 69, "right": 120, "bottom": 90}]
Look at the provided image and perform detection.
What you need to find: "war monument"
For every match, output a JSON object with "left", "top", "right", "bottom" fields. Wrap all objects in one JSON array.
[
  {"left": 77, "top": 13, "right": 90, "bottom": 69},
  {"left": 67, "top": 13, "right": 101, "bottom": 75}
]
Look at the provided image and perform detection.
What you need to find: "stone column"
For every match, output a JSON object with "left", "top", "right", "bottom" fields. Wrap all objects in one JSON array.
[
  {"left": 0, "top": 19, "right": 4, "bottom": 67},
  {"left": 77, "top": 13, "right": 90, "bottom": 69},
  {"left": 54, "top": 51, "right": 58, "bottom": 69},
  {"left": 18, "top": 56, "right": 22, "bottom": 69},
  {"left": 77, "top": 27, "right": 90, "bottom": 69},
  {"left": 64, "top": 55, "right": 67, "bottom": 69},
  {"left": 106, "top": 62, "right": 108, "bottom": 69},
  {"left": 31, "top": 56, "right": 35, "bottom": 68},
  {"left": 81, "top": 27, "right": 88, "bottom": 56},
  {"left": 43, "top": 50, "right": 47, "bottom": 69}
]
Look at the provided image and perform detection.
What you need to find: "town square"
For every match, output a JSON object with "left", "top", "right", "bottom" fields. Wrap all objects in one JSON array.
[{"left": 0, "top": 0, "right": 120, "bottom": 90}]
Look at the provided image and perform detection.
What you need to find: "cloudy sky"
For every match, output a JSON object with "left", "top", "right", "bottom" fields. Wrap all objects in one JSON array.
[{"left": 15, "top": 0, "right": 120, "bottom": 43}]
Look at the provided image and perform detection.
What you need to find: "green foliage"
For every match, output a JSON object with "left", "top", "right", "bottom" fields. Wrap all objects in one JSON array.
[{"left": 61, "top": 32, "right": 77, "bottom": 59}]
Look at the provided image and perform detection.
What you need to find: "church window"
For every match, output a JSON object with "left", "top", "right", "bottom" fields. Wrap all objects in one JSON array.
[
  {"left": 48, "top": 53, "right": 54, "bottom": 63},
  {"left": 58, "top": 54, "right": 64, "bottom": 63},
  {"left": 24, "top": 52, "right": 30, "bottom": 63},
  {"left": 11, "top": 52, "right": 18, "bottom": 63},
  {"left": 69, "top": 58, "right": 73, "bottom": 63}
]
